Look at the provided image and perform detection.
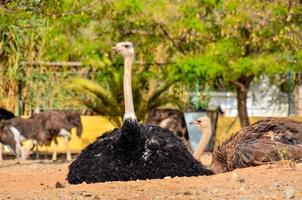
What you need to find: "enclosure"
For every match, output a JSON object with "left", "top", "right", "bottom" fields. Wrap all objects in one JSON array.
[{"left": 1, "top": 0, "right": 302, "bottom": 199}]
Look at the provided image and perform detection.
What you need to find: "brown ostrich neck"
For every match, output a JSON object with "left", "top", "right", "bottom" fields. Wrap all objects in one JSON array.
[
  {"left": 193, "top": 124, "right": 212, "bottom": 160},
  {"left": 123, "top": 55, "right": 136, "bottom": 120}
]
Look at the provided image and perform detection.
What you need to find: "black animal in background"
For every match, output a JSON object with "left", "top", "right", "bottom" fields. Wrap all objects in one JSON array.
[
  {"left": 0, "top": 108, "right": 15, "bottom": 160},
  {"left": 67, "top": 42, "right": 212, "bottom": 184},
  {"left": 0, "top": 108, "right": 15, "bottom": 121}
]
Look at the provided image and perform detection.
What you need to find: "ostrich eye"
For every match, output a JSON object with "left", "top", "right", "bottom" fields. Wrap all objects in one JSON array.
[
  {"left": 197, "top": 120, "right": 201, "bottom": 123},
  {"left": 124, "top": 45, "right": 129, "bottom": 48}
]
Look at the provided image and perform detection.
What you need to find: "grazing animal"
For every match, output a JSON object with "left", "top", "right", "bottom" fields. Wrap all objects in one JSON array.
[
  {"left": 0, "top": 110, "right": 82, "bottom": 161},
  {"left": 192, "top": 116, "right": 302, "bottom": 173},
  {"left": 147, "top": 109, "right": 192, "bottom": 152},
  {"left": 0, "top": 108, "right": 15, "bottom": 160},
  {"left": 67, "top": 42, "right": 212, "bottom": 184},
  {"left": 0, "top": 122, "right": 22, "bottom": 160},
  {"left": 29, "top": 110, "right": 83, "bottom": 161},
  {"left": 0, "top": 118, "right": 37, "bottom": 160}
]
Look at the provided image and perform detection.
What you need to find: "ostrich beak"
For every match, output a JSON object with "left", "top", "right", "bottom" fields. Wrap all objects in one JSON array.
[
  {"left": 112, "top": 46, "right": 118, "bottom": 52},
  {"left": 190, "top": 120, "right": 200, "bottom": 126}
]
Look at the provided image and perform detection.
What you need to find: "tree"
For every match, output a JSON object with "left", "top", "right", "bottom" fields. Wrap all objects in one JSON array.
[
  {"left": 42, "top": 0, "right": 186, "bottom": 124},
  {"left": 1, "top": 0, "right": 184, "bottom": 115},
  {"left": 0, "top": 0, "right": 45, "bottom": 113},
  {"left": 173, "top": 0, "right": 302, "bottom": 127},
  {"left": 1, "top": 0, "right": 301, "bottom": 125}
]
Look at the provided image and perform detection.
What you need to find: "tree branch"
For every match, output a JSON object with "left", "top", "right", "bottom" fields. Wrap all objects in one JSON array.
[
  {"left": 23, "top": 61, "right": 175, "bottom": 67},
  {"left": 231, "top": 80, "right": 247, "bottom": 91},
  {"left": 23, "top": 61, "right": 83, "bottom": 67},
  {"left": 232, "top": 74, "right": 255, "bottom": 92},
  {"left": 122, "top": 29, "right": 157, "bottom": 36},
  {"left": 286, "top": 0, "right": 293, "bottom": 22},
  {"left": 154, "top": 22, "right": 186, "bottom": 55}
]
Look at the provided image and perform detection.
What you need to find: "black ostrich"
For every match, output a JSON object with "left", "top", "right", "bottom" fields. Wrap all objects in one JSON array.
[{"left": 67, "top": 42, "right": 213, "bottom": 184}]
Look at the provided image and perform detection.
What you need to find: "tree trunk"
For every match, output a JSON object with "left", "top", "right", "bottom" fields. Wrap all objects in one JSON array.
[{"left": 233, "top": 75, "right": 254, "bottom": 127}]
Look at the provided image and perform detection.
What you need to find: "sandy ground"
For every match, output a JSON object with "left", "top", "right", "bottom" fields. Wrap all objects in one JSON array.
[{"left": 0, "top": 155, "right": 301, "bottom": 200}]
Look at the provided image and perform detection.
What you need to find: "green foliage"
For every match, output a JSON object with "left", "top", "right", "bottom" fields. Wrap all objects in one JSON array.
[
  {"left": 173, "top": 55, "right": 223, "bottom": 83},
  {"left": 173, "top": 0, "right": 302, "bottom": 89},
  {"left": 114, "top": 0, "right": 142, "bottom": 13},
  {"left": 0, "top": 0, "right": 301, "bottom": 119}
]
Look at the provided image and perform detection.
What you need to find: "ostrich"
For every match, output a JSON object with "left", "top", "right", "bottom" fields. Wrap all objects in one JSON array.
[
  {"left": 0, "top": 108, "right": 15, "bottom": 160},
  {"left": 29, "top": 110, "right": 82, "bottom": 161},
  {"left": 147, "top": 108, "right": 192, "bottom": 152},
  {"left": 0, "top": 110, "right": 82, "bottom": 161},
  {"left": 67, "top": 42, "right": 212, "bottom": 184},
  {"left": 191, "top": 116, "right": 302, "bottom": 173}
]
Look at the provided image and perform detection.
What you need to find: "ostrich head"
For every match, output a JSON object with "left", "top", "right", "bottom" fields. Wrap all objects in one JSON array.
[
  {"left": 190, "top": 115, "right": 212, "bottom": 160},
  {"left": 190, "top": 116, "right": 211, "bottom": 129},
  {"left": 112, "top": 41, "right": 134, "bottom": 59}
]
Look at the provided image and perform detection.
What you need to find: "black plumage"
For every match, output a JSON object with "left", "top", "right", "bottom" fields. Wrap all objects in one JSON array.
[{"left": 67, "top": 119, "right": 212, "bottom": 184}]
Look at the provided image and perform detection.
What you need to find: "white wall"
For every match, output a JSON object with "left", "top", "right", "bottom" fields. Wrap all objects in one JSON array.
[{"left": 208, "top": 76, "right": 289, "bottom": 117}]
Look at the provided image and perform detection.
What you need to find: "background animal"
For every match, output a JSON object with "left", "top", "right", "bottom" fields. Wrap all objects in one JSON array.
[
  {"left": 0, "top": 110, "right": 82, "bottom": 161},
  {"left": 192, "top": 116, "right": 302, "bottom": 173},
  {"left": 0, "top": 108, "right": 15, "bottom": 121},
  {"left": 147, "top": 109, "right": 192, "bottom": 152},
  {"left": 0, "top": 122, "right": 20, "bottom": 160},
  {"left": 0, "top": 115, "right": 54, "bottom": 160},
  {"left": 67, "top": 42, "right": 212, "bottom": 184},
  {"left": 30, "top": 110, "right": 82, "bottom": 161},
  {"left": 0, "top": 108, "right": 15, "bottom": 160}
]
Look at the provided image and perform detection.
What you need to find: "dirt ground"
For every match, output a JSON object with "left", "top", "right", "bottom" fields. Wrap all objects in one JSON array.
[{"left": 0, "top": 155, "right": 301, "bottom": 200}]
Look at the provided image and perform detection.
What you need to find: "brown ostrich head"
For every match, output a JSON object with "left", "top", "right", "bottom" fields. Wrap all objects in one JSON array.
[
  {"left": 190, "top": 115, "right": 212, "bottom": 161},
  {"left": 190, "top": 116, "right": 211, "bottom": 129}
]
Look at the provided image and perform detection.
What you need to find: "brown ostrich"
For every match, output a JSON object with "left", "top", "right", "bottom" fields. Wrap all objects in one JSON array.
[
  {"left": 67, "top": 42, "right": 213, "bottom": 184},
  {"left": 191, "top": 116, "right": 302, "bottom": 173}
]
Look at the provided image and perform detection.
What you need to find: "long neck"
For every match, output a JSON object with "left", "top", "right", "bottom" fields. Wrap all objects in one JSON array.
[
  {"left": 123, "top": 55, "right": 136, "bottom": 120},
  {"left": 193, "top": 125, "right": 212, "bottom": 160}
]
